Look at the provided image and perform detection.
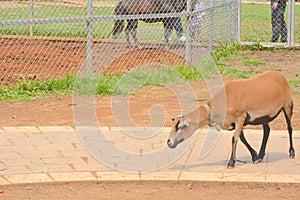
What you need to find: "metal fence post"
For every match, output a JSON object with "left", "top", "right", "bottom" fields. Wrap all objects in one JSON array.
[
  {"left": 288, "top": 0, "right": 295, "bottom": 47},
  {"left": 185, "top": 0, "right": 192, "bottom": 64},
  {"left": 30, "top": 0, "right": 34, "bottom": 36},
  {"left": 236, "top": 0, "right": 241, "bottom": 44},
  {"left": 209, "top": 0, "right": 215, "bottom": 52},
  {"left": 87, "top": 0, "right": 93, "bottom": 73},
  {"left": 227, "top": 4, "right": 232, "bottom": 42}
]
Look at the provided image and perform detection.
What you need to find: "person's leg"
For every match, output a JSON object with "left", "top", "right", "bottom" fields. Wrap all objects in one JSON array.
[
  {"left": 173, "top": 17, "right": 183, "bottom": 38},
  {"left": 280, "top": 12, "right": 287, "bottom": 43},
  {"left": 271, "top": 10, "right": 280, "bottom": 42},
  {"left": 173, "top": 17, "right": 186, "bottom": 41}
]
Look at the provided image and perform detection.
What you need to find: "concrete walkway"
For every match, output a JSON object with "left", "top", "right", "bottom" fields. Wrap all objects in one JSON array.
[{"left": 0, "top": 126, "right": 299, "bottom": 185}]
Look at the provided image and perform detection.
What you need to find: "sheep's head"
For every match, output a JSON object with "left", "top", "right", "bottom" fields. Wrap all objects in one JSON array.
[{"left": 167, "top": 115, "right": 193, "bottom": 149}]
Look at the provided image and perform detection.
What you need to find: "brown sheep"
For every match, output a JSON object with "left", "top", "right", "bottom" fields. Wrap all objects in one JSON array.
[{"left": 167, "top": 71, "right": 295, "bottom": 168}]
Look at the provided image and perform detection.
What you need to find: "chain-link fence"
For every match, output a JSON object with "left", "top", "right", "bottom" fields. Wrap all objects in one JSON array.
[
  {"left": 239, "top": 0, "right": 299, "bottom": 46},
  {"left": 0, "top": 0, "right": 238, "bottom": 86}
]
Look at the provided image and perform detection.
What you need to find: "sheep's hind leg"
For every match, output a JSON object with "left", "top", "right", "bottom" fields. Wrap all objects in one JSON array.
[{"left": 283, "top": 106, "right": 295, "bottom": 158}]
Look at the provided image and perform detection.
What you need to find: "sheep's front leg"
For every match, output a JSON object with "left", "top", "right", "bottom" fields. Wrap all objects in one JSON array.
[
  {"left": 227, "top": 116, "right": 245, "bottom": 168},
  {"left": 240, "top": 131, "right": 258, "bottom": 162},
  {"left": 228, "top": 135, "right": 238, "bottom": 168}
]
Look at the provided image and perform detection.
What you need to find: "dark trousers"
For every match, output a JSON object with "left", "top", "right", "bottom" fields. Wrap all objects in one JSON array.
[
  {"left": 173, "top": 17, "right": 183, "bottom": 38},
  {"left": 271, "top": 4, "right": 287, "bottom": 42}
]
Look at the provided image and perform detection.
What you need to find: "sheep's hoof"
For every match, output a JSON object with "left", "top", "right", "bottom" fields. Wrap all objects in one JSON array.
[
  {"left": 253, "top": 158, "right": 263, "bottom": 164},
  {"left": 251, "top": 152, "right": 258, "bottom": 163},
  {"left": 289, "top": 148, "right": 295, "bottom": 159},
  {"left": 227, "top": 160, "right": 235, "bottom": 169}
]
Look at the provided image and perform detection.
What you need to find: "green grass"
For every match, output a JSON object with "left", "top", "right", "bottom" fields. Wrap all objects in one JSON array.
[
  {"left": 0, "top": 75, "right": 75, "bottom": 101},
  {"left": 1, "top": 3, "right": 299, "bottom": 41},
  {"left": 211, "top": 42, "right": 269, "bottom": 78},
  {"left": 224, "top": 68, "right": 262, "bottom": 79},
  {"left": 0, "top": 6, "right": 114, "bottom": 38},
  {"left": 211, "top": 42, "right": 242, "bottom": 71},
  {"left": 241, "top": 3, "right": 300, "bottom": 42},
  {"left": 0, "top": 59, "right": 217, "bottom": 101},
  {"left": 0, "top": 6, "right": 170, "bottom": 39},
  {"left": 0, "top": 41, "right": 253, "bottom": 101},
  {"left": 289, "top": 76, "right": 300, "bottom": 94},
  {"left": 0, "top": 42, "right": 297, "bottom": 101},
  {"left": 242, "top": 59, "right": 267, "bottom": 67}
]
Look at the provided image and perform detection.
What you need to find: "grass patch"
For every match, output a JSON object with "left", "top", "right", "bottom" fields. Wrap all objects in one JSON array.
[
  {"left": 0, "top": 42, "right": 260, "bottom": 101},
  {"left": 289, "top": 76, "right": 300, "bottom": 94},
  {"left": 0, "top": 60, "right": 217, "bottom": 101},
  {"left": 211, "top": 42, "right": 242, "bottom": 71},
  {"left": 240, "top": 3, "right": 300, "bottom": 42},
  {"left": 242, "top": 59, "right": 267, "bottom": 67},
  {"left": 1, "top": 3, "right": 299, "bottom": 41},
  {"left": 1, "top": 42, "right": 295, "bottom": 101},
  {"left": 114, "top": 60, "right": 218, "bottom": 95},
  {"left": 224, "top": 68, "right": 262, "bottom": 79},
  {"left": 113, "top": 68, "right": 185, "bottom": 95},
  {"left": 0, "top": 75, "right": 75, "bottom": 101},
  {"left": 211, "top": 42, "right": 264, "bottom": 78}
]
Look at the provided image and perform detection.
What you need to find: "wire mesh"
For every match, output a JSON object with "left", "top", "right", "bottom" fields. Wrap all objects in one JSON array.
[
  {"left": 239, "top": 0, "right": 299, "bottom": 45},
  {"left": 0, "top": 0, "right": 238, "bottom": 86}
]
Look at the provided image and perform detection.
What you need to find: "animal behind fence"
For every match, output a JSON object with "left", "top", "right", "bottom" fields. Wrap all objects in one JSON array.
[{"left": 111, "top": 0, "right": 190, "bottom": 48}]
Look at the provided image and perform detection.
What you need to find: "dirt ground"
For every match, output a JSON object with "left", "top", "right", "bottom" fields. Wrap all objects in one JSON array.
[
  {"left": 1, "top": 181, "right": 300, "bottom": 200},
  {"left": 1, "top": 1, "right": 299, "bottom": 199},
  {"left": 0, "top": 47, "right": 300, "bottom": 198},
  {"left": 0, "top": 48, "right": 299, "bottom": 130}
]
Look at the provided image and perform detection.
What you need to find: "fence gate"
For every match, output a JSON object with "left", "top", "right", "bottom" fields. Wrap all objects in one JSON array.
[{"left": 0, "top": 0, "right": 238, "bottom": 86}]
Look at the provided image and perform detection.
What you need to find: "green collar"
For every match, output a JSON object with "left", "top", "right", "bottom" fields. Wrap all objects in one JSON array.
[{"left": 203, "top": 104, "right": 221, "bottom": 132}]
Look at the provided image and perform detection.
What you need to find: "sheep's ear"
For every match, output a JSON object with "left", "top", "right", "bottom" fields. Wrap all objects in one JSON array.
[
  {"left": 184, "top": 119, "right": 192, "bottom": 127},
  {"left": 177, "top": 114, "right": 184, "bottom": 119}
]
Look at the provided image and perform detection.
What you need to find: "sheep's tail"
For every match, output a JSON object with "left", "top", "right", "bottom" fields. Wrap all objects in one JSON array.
[{"left": 111, "top": 1, "right": 125, "bottom": 37}]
